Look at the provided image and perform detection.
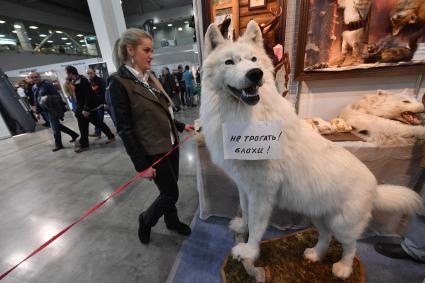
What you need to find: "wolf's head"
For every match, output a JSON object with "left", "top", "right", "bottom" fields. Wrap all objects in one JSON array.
[
  {"left": 202, "top": 20, "right": 274, "bottom": 106},
  {"left": 354, "top": 89, "right": 424, "bottom": 125}
]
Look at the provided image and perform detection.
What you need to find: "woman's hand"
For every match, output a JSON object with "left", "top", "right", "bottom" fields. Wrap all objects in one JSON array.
[
  {"left": 184, "top": 124, "right": 195, "bottom": 132},
  {"left": 142, "top": 167, "right": 156, "bottom": 180}
]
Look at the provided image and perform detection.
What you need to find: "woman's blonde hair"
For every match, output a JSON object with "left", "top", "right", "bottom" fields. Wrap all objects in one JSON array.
[{"left": 113, "top": 28, "right": 153, "bottom": 68}]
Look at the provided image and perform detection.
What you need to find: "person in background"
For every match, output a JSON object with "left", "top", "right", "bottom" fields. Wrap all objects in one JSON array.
[
  {"left": 160, "top": 67, "right": 181, "bottom": 112},
  {"left": 65, "top": 66, "right": 115, "bottom": 153},
  {"left": 182, "top": 65, "right": 195, "bottom": 107},
  {"left": 29, "top": 74, "right": 50, "bottom": 127},
  {"left": 29, "top": 72, "right": 79, "bottom": 151},
  {"left": 109, "top": 28, "right": 194, "bottom": 245},
  {"left": 63, "top": 77, "right": 77, "bottom": 113},
  {"left": 375, "top": 213, "right": 425, "bottom": 263},
  {"left": 86, "top": 66, "right": 107, "bottom": 138},
  {"left": 176, "top": 65, "right": 186, "bottom": 106}
]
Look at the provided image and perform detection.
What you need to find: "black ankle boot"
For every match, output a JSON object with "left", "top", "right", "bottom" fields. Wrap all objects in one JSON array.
[
  {"left": 138, "top": 214, "right": 151, "bottom": 244},
  {"left": 166, "top": 221, "right": 191, "bottom": 236}
]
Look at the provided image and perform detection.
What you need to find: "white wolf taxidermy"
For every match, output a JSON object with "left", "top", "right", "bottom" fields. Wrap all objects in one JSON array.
[
  {"left": 200, "top": 21, "right": 423, "bottom": 279},
  {"left": 340, "top": 89, "right": 425, "bottom": 146}
]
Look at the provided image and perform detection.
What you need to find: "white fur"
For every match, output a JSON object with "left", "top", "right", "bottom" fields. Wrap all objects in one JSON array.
[
  {"left": 201, "top": 21, "right": 424, "bottom": 279},
  {"left": 340, "top": 89, "right": 425, "bottom": 145}
]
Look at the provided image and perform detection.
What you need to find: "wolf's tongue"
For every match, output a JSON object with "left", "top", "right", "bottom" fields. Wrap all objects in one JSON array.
[{"left": 403, "top": 113, "right": 422, "bottom": 125}]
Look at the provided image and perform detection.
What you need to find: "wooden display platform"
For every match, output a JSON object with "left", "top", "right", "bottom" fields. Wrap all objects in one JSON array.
[{"left": 221, "top": 229, "right": 365, "bottom": 283}]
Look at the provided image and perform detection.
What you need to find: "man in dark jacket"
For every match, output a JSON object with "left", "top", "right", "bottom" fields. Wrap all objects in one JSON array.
[
  {"left": 86, "top": 67, "right": 107, "bottom": 138},
  {"left": 65, "top": 66, "right": 115, "bottom": 153},
  {"left": 30, "top": 72, "right": 79, "bottom": 151}
]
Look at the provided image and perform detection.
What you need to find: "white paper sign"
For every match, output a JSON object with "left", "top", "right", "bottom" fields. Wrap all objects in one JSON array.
[{"left": 223, "top": 121, "right": 283, "bottom": 160}]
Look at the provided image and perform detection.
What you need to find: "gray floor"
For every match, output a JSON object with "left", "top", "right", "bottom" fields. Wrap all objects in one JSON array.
[{"left": 0, "top": 106, "right": 200, "bottom": 283}]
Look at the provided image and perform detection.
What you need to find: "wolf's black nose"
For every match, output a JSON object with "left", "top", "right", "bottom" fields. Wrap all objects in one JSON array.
[{"left": 246, "top": 68, "right": 263, "bottom": 84}]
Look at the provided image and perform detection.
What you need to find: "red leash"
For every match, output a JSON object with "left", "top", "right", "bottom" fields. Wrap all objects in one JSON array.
[{"left": 0, "top": 135, "right": 192, "bottom": 280}]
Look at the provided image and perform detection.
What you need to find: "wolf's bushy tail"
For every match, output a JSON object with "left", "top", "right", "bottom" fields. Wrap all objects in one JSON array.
[{"left": 373, "top": 185, "right": 424, "bottom": 215}]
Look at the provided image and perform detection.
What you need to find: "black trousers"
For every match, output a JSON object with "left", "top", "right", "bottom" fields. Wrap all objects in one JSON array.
[
  {"left": 142, "top": 147, "right": 180, "bottom": 228},
  {"left": 76, "top": 110, "right": 114, "bottom": 148},
  {"left": 48, "top": 113, "right": 78, "bottom": 147}
]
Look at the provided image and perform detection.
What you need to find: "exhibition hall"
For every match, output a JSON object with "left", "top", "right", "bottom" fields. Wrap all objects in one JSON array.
[{"left": 0, "top": 0, "right": 424, "bottom": 282}]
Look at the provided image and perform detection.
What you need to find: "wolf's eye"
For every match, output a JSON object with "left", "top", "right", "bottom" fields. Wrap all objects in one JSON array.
[
  {"left": 251, "top": 57, "right": 257, "bottom": 62},
  {"left": 402, "top": 100, "right": 411, "bottom": 103},
  {"left": 225, "top": 59, "right": 234, "bottom": 65}
]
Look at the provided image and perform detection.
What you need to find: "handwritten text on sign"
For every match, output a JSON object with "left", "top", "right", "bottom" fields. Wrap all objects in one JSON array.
[{"left": 223, "top": 121, "right": 283, "bottom": 160}]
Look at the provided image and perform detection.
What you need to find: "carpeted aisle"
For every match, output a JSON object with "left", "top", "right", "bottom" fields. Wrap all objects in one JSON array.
[{"left": 167, "top": 215, "right": 425, "bottom": 283}]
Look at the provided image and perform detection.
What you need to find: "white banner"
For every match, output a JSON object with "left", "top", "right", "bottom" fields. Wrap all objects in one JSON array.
[{"left": 222, "top": 121, "right": 283, "bottom": 160}]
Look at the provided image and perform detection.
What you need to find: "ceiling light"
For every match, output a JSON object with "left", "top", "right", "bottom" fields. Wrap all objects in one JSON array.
[
  {"left": 0, "top": 20, "right": 5, "bottom": 24},
  {"left": 12, "top": 31, "right": 17, "bottom": 33},
  {"left": 61, "top": 37, "right": 67, "bottom": 40},
  {"left": 81, "top": 44, "right": 86, "bottom": 46},
  {"left": 29, "top": 26, "right": 38, "bottom": 29},
  {"left": 39, "top": 34, "right": 47, "bottom": 37},
  {"left": 28, "top": 38, "right": 32, "bottom": 40},
  {"left": 178, "top": 27, "right": 182, "bottom": 31},
  {"left": 76, "top": 34, "right": 83, "bottom": 37},
  {"left": 153, "top": 26, "right": 156, "bottom": 30},
  {"left": 168, "top": 23, "right": 173, "bottom": 27},
  {"left": 55, "top": 30, "right": 63, "bottom": 34},
  {"left": 14, "top": 24, "right": 22, "bottom": 29},
  {"left": 66, "top": 42, "right": 71, "bottom": 45},
  {"left": 79, "top": 40, "right": 84, "bottom": 42},
  {"left": 0, "top": 35, "right": 5, "bottom": 37},
  {"left": 184, "top": 21, "right": 189, "bottom": 24},
  {"left": 47, "top": 40, "right": 53, "bottom": 43}
]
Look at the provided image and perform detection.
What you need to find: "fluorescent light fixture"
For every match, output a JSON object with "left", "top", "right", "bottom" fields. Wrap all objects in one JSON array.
[
  {"left": 0, "top": 34, "right": 5, "bottom": 37},
  {"left": 81, "top": 44, "right": 86, "bottom": 46},
  {"left": 12, "top": 31, "right": 17, "bottom": 33},
  {"left": 168, "top": 23, "right": 173, "bottom": 27},
  {"left": 28, "top": 38, "right": 32, "bottom": 40},
  {"left": 66, "top": 42, "right": 71, "bottom": 45},
  {"left": 153, "top": 26, "right": 157, "bottom": 30},
  {"left": 76, "top": 34, "right": 83, "bottom": 37},
  {"left": 0, "top": 39, "right": 16, "bottom": 45},
  {"left": 79, "top": 40, "right": 84, "bottom": 42},
  {"left": 184, "top": 21, "right": 189, "bottom": 24},
  {"left": 55, "top": 30, "right": 63, "bottom": 33},
  {"left": 61, "top": 37, "right": 67, "bottom": 40},
  {"left": 39, "top": 34, "right": 47, "bottom": 37},
  {"left": 29, "top": 26, "right": 38, "bottom": 29},
  {"left": 0, "top": 20, "right": 5, "bottom": 24},
  {"left": 47, "top": 40, "right": 53, "bottom": 43},
  {"left": 14, "top": 24, "right": 21, "bottom": 29},
  {"left": 178, "top": 27, "right": 182, "bottom": 31}
]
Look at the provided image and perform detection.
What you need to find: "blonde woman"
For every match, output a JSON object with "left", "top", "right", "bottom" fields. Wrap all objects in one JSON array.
[{"left": 109, "top": 28, "right": 194, "bottom": 244}]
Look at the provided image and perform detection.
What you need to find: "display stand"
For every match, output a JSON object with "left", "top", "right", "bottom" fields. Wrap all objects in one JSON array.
[{"left": 221, "top": 229, "right": 365, "bottom": 283}]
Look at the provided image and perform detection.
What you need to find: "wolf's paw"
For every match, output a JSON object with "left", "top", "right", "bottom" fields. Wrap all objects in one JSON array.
[
  {"left": 303, "top": 248, "right": 322, "bottom": 262},
  {"left": 229, "top": 217, "right": 247, "bottom": 234},
  {"left": 231, "top": 243, "right": 259, "bottom": 261},
  {"left": 332, "top": 261, "right": 353, "bottom": 279}
]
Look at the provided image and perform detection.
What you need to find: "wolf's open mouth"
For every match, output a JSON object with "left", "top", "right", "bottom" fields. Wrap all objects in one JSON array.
[
  {"left": 227, "top": 84, "right": 261, "bottom": 106},
  {"left": 400, "top": 111, "right": 423, "bottom": 125}
]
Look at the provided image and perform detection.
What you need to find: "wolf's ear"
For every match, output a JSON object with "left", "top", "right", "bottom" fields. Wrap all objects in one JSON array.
[
  {"left": 377, "top": 89, "right": 389, "bottom": 96},
  {"left": 400, "top": 88, "right": 413, "bottom": 96},
  {"left": 240, "top": 20, "right": 263, "bottom": 48},
  {"left": 204, "top": 23, "right": 225, "bottom": 57}
]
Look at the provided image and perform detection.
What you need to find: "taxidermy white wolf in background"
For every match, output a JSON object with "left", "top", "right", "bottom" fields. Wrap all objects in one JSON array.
[
  {"left": 200, "top": 20, "right": 423, "bottom": 279},
  {"left": 340, "top": 89, "right": 425, "bottom": 145}
]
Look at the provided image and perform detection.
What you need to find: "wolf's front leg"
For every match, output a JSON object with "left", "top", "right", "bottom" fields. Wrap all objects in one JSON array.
[
  {"left": 231, "top": 189, "right": 275, "bottom": 261},
  {"left": 230, "top": 188, "right": 249, "bottom": 243}
]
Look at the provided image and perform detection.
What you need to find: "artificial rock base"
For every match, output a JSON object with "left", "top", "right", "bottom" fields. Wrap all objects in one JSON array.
[{"left": 221, "top": 229, "right": 364, "bottom": 283}]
